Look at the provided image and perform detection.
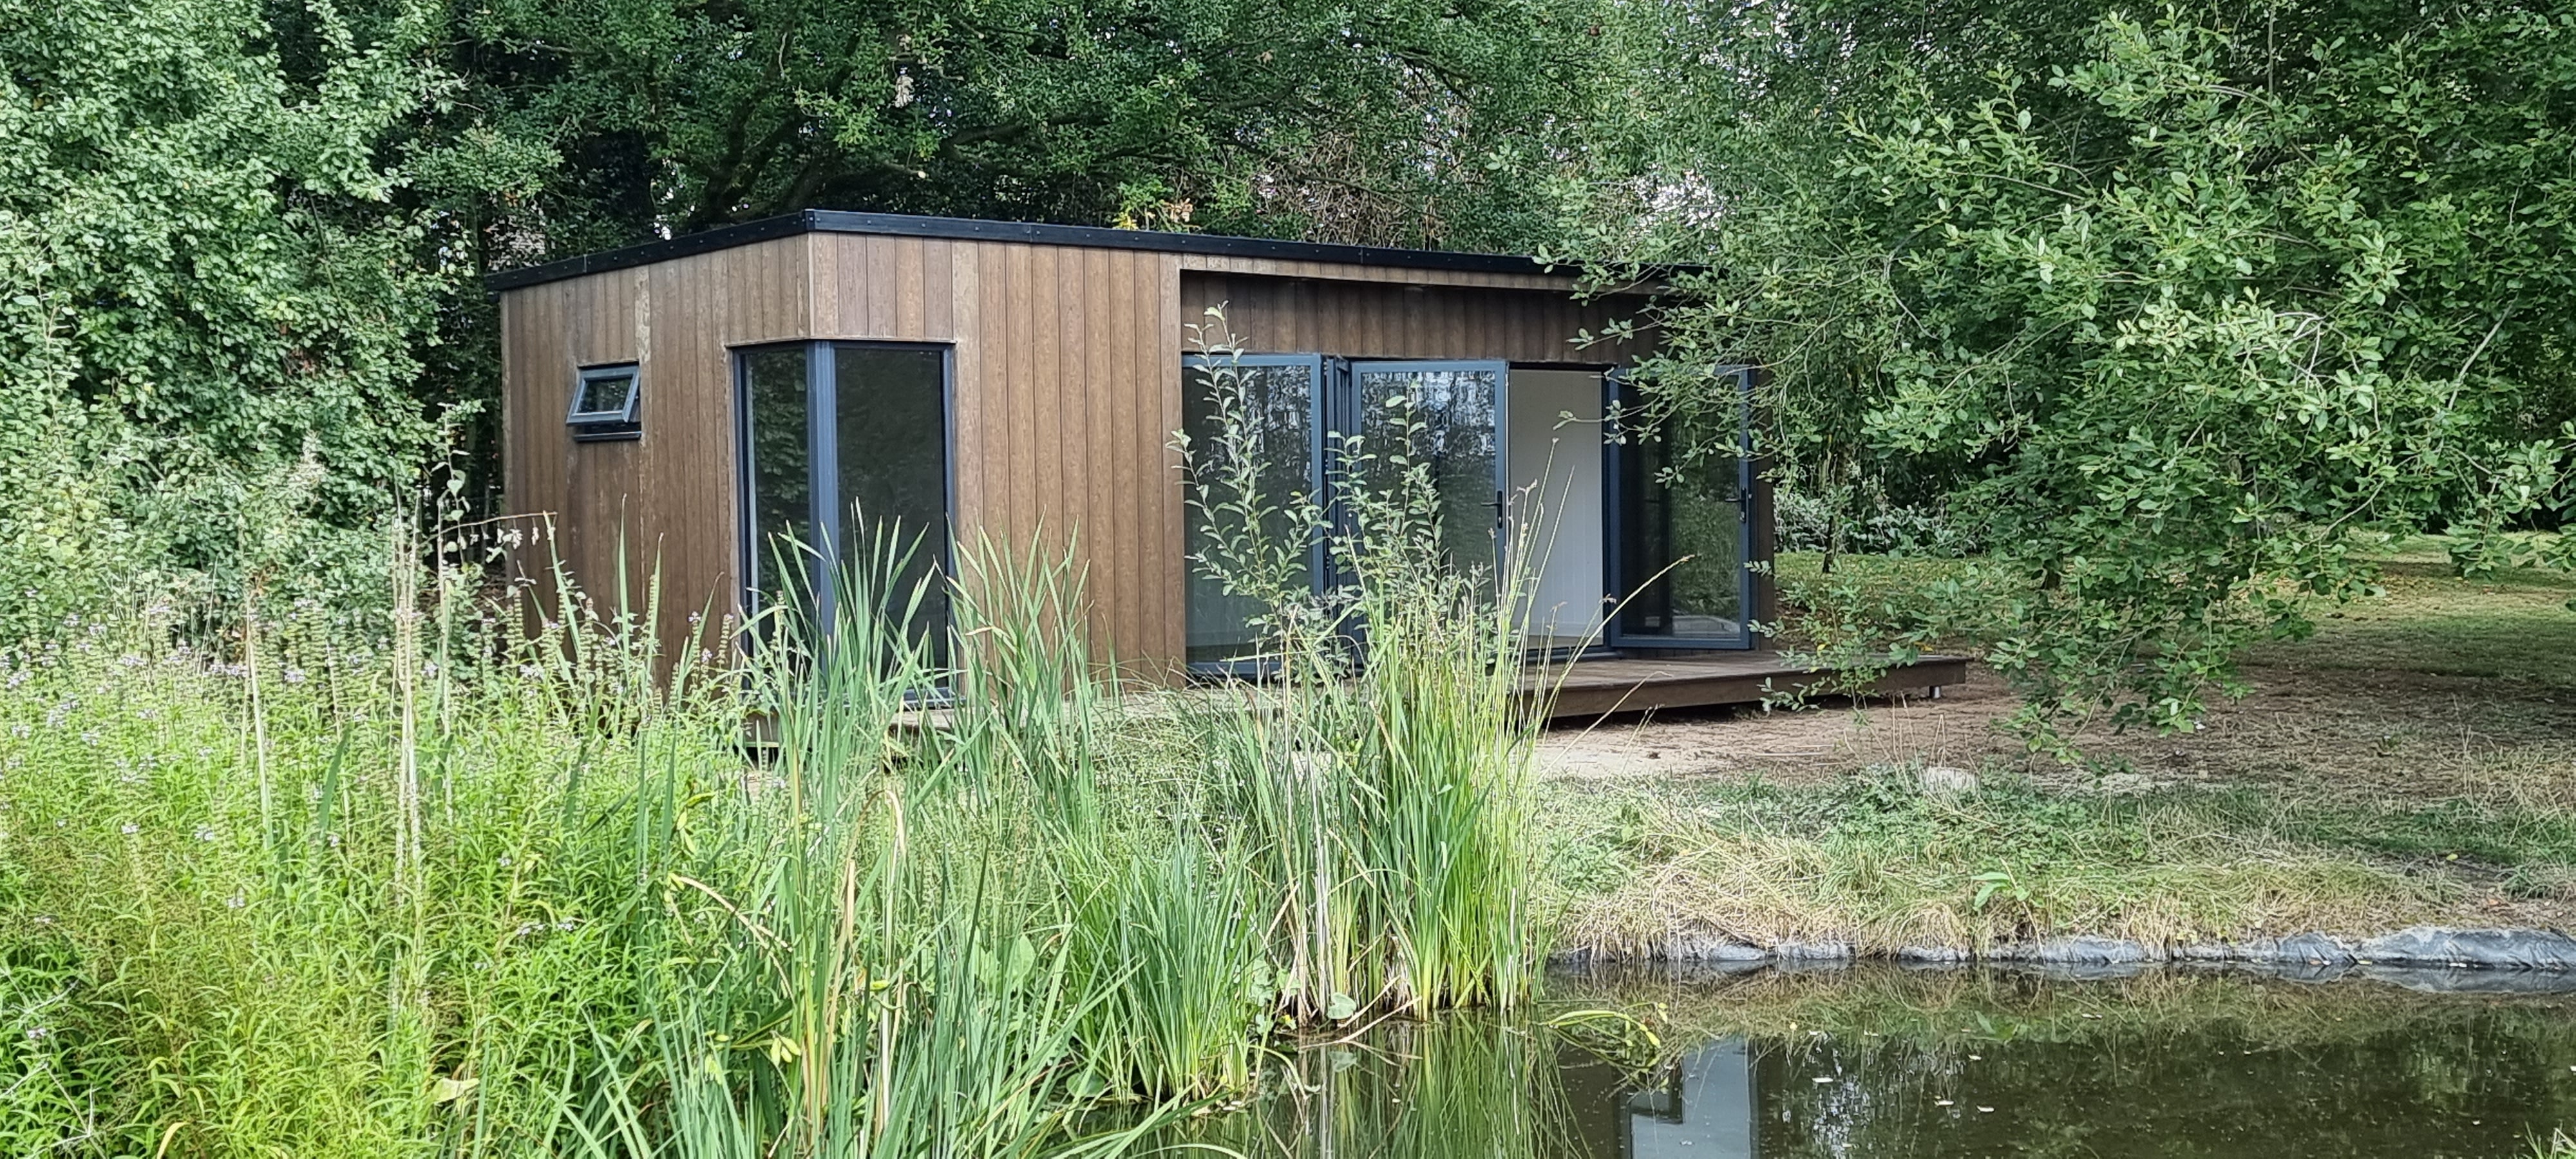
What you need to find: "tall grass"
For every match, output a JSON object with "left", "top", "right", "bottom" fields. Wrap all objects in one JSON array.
[
  {"left": 1181, "top": 333, "right": 1545, "bottom": 1021},
  {"left": 0, "top": 338, "right": 1549, "bottom": 1153}
]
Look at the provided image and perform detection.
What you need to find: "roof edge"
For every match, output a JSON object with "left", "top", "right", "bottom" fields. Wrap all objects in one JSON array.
[{"left": 482, "top": 209, "right": 1578, "bottom": 292}]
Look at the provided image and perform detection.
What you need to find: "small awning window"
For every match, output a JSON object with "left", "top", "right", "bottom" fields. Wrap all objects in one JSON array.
[{"left": 568, "top": 363, "right": 641, "bottom": 441}]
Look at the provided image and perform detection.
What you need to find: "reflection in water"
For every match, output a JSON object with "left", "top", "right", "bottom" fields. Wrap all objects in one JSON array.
[
  {"left": 1157, "top": 1015, "right": 1578, "bottom": 1158},
  {"left": 1157, "top": 967, "right": 2576, "bottom": 1159},
  {"left": 1624, "top": 1039, "right": 1756, "bottom": 1159}
]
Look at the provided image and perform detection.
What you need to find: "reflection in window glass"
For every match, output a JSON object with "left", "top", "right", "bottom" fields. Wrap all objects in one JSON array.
[
  {"left": 1615, "top": 401, "right": 1748, "bottom": 643},
  {"left": 834, "top": 346, "right": 951, "bottom": 665},
  {"left": 743, "top": 347, "right": 812, "bottom": 615},
  {"left": 1350, "top": 366, "right": 1501, "bottom": 576},
  {"left": 573, "top": 370, "right": 636, "bottom": 418},
  {"left": 1182, "top": 358, "right": 1317, "bottom": 666}
]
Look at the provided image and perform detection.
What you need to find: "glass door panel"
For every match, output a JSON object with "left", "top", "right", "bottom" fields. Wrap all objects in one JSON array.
[
  {"left": 1181, "top": 353, "right": 1323, "bottom": 670},
  {"left": 1607, "top": 369, "right": 1754, "bottom": 650},
  {"left": 1343, "top": 361, "right": 1507, "bottom": 579}
]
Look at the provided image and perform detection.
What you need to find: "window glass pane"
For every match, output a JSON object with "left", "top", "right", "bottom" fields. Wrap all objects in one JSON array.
[
  {"left": 833, "top": 346, "right": 950, "bottom": 665},
  {"left": 1616, "top": 403, "right": 1747, "bottom": 643},
  {"left": 1183, "top": 359, "right": 1316, "bottom": 665},
  {"left": 1350, "top": 366, "right": 1500, "bottom": 576},
  {"left": 743, "top": 347, "right": 811, "bottom": 615},
  {"left": 574, "top": 370, "right": 634, "bottom": 417}
]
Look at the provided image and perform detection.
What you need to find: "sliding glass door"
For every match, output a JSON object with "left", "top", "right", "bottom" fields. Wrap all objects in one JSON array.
[
  {"left": 1605, "top": 368, "right": 1756, "bottom": 650},
  {"left": 1179, "top": 356, "right": 1509, "bottom": 672},
  {"left": 738, "top": 342, "right": 952, "bottom": 657}
]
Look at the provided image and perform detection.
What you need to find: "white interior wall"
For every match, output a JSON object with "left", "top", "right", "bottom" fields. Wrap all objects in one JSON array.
[{"left": 1504, "top": 369, "right": 1607, "bottom": 643}]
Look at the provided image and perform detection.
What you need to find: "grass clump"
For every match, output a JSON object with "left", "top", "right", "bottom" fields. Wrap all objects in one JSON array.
[{"left": 1542, "top": 766, "right": 2463, "bottom": 956}]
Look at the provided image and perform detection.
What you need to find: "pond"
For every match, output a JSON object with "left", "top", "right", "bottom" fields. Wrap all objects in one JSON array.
[{"left": 1152, "top": 965, "right": 2576, "bottom": 1158}]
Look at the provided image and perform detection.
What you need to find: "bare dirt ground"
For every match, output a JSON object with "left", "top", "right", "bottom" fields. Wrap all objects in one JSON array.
[
  {"left": 1540, "top": 546, "right": 2576, "bottom": 810},
  {"left": 1537, "top": 661, "right": 2576, "bottom": 811}
]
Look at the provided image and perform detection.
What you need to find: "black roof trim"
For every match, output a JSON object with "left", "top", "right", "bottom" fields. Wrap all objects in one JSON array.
[{"left": 483, "top": 209, "right": 1577, "bottom": 291}]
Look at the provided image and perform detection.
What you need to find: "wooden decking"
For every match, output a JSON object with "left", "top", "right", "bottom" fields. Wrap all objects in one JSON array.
[{"left": 1524, "top": 652, "right": 1969, "bottom": 719}]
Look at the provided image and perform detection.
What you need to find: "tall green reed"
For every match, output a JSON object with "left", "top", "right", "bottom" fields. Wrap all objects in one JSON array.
[
  {"left": 1179, "top": 325, "right": 1546, "bottom": 1022},
  {"left": 569, "top": 529, "right": 1247, "bottom": 1158},
  {"left": 3, "top": 336, "right": 1567, "bottom": 1155}
]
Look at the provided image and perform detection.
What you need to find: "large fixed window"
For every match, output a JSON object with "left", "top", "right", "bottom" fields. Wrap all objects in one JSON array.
[{"left": 737, "top": 342, "right": 952, "bottom": 659}]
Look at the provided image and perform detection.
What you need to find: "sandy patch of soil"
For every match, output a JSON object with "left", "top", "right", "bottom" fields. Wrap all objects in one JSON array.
[{"left": 1537, "top": 661, "right": 2576, "bottom": 810}]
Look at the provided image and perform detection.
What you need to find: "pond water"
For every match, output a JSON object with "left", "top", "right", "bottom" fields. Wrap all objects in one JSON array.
[{"left": 1155, "top": 965, "right": 2576, "bottom": 1158}]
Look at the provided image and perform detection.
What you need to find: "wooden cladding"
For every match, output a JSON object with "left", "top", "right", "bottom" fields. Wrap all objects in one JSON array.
[
  {"left": 1180, "top": 272, "right": 1653, "bottom": 364},
  {"left": 499, "top": 231, "right": 1640, "bottom": 675}
]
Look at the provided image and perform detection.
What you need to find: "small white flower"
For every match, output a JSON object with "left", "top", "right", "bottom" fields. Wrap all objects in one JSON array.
[
  {"left": 32, "top": 915, "right": 52, "bottom": 926},
  {"left": 225, "top": 894, "right": 245, "bottom": 910},
  {"left": 283, "top": 668, "right": 307, "bottom": 685},
  {"left": 120, "top": 824, "right": 138, "bottom": 835},
  {"left": 194, "top": 827, "right": 217, "bottom": 843},
  {"left": 24, "top": 1026, "right": 47, "bottom": 1041}
]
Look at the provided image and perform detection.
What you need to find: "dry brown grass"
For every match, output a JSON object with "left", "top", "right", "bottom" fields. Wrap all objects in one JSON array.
[{"left": 1533, "top": 540, "right": 2576, "bottom": 957}]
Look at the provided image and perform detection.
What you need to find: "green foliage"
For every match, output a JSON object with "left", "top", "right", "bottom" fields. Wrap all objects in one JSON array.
[
  {"left": 439, "top": 0, "right": 1612, "bottom": 250},
  {"left": 1563, "top": 2, "right": 2576, "bottom": 742},
  {"left": 0, "top": 497, "right": 1546, "bottom": 1153},
  {"left": 0, "top": 0, "right": 450, "bottom": 627}
]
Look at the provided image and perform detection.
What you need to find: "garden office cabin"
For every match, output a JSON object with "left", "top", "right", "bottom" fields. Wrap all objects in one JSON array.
[{"left": 490, "top": 211, "right": 1960, "bottom": 714}]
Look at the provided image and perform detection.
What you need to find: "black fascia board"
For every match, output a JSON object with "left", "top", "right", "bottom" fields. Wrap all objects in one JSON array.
[{"left": 483, "top": 209, "right": 1601, "bottom": 292}]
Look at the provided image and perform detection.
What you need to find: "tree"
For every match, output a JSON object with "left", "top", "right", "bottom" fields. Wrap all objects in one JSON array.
[
  {"left": 0, "top": 0, "right": 448, "bottom": 628},
  {"left": 1562, "top": 2, "right": 2576, "bottom": 743}
]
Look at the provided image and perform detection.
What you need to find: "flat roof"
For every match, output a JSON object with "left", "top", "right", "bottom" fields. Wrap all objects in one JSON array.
[{"left": 484, "top": 209, "right": 1578, "bottom": 292}]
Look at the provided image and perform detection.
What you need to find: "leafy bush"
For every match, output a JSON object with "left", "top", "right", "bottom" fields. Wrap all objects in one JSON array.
[
  {"left": 1775, "top": 479, "right": 1984, "bottom": 559},
  {"left": 0, "top": 0, "right": 451, "bottom": 632}
]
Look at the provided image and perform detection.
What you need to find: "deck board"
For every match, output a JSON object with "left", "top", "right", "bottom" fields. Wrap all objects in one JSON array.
[{"left": 1525, "top": 652, "right": 1968, "bottom": 719}]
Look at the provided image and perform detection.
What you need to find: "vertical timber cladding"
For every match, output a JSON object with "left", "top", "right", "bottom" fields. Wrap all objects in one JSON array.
[
  {"left": 1175, "top": 268, "right": 1653, "bottom": 363},
  {"left": 498, "top": 226, "right": 1661, "bottom": 676},
  {"left": 805, "top": 233, "right": 1188, "bottom": 676},
  {"left": 499, "top": 236, "right": 813, "bottom": 661}
]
